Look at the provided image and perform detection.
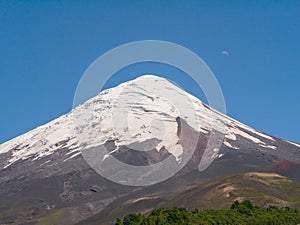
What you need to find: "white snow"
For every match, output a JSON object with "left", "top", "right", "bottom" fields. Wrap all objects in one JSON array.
[
  {"left": 230, "top": 127, "right": 264, "bottom": 144},
  {"left": 1, "top": 113, "right": 78, "bottom": 168},
  {"left": 236, "top": 123, "right": 275, "bottom": 141},
  {"left": 225, "top": 133, "right": 237, "bottom": 141},
  {"left": 284, "top": 140, "right": 300, "bottom": 148},
  {"left": 0, "top": 75, "right": 285, "bottom": 169},
  {"left": 63, "top": 152, "right": 81, "bottom": 162},
  {"left": 223, "top": 141, "right": 239, "bottom": 149},
  {"left": 40, "top": 160, "right": 51, "bottom": 166},
  {"left": 259, "top": 144, "right": 277, "bottom": 149}
]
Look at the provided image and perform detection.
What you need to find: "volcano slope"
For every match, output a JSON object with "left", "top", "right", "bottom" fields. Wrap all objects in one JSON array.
[{"left": 0, "top": 75, "right": 300, "bottom": 225}]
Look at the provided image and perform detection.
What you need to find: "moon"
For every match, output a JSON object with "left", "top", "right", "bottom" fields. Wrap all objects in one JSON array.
[{"left": 221, "top": 51, "right": 229, "bottom": 56}]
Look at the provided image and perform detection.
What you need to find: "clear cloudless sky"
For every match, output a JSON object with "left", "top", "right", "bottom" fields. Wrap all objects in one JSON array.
[{"left": 0, "top": 1, "right": 299, "bottom": 144}]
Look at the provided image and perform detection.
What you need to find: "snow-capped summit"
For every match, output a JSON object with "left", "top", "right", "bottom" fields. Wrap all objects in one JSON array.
[{"left": 0, "top": 75, "right": 299, "bottom": 170}]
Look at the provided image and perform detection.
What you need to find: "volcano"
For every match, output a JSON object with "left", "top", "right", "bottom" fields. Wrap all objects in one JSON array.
[{"left": 0, "top": 75, "right": 299, "bottom": 225}]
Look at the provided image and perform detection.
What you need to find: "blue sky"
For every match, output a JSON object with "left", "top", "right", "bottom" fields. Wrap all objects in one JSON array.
[{"left": 0, "top": 1, "right": 299, "bottom": 144}]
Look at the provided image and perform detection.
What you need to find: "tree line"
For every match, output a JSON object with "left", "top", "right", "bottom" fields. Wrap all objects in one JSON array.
[{"left": 114, "top": 200, "right": 300, "bottom": 225}]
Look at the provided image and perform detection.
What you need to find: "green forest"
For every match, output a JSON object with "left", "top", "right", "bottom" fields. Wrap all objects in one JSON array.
[{"left": 114, "top": 200, "right": 300, "bottom": 225}]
